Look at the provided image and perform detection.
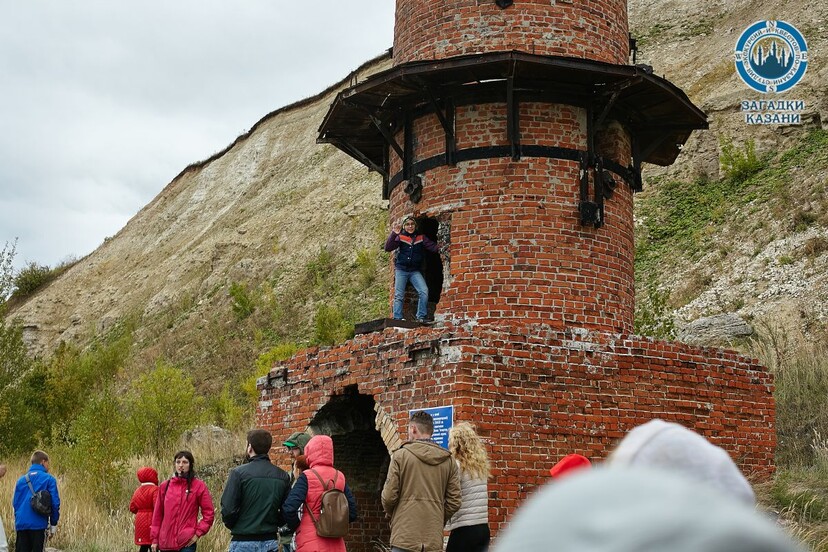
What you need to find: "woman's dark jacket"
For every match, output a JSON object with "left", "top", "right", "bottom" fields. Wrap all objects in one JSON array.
[{"left": 385, "top": 230, "right": 439, "bottom": 271}]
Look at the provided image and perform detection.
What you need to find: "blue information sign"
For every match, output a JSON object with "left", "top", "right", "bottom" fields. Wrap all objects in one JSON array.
[{"left": 410, "top": 405, "right": 454, "bottom": 449}]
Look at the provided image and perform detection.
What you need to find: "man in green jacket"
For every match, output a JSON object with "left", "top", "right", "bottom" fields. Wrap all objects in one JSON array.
[
  {"left": 221, "top": 429, "right": 291, "bottom": 551},
  {"left": 382, "top": 411, "right": 462, "bottom": 552}
]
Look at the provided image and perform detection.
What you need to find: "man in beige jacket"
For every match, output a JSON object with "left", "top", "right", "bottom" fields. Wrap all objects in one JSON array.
[{"left": 381, "top": 411, "right": 462, "bottom": 552}]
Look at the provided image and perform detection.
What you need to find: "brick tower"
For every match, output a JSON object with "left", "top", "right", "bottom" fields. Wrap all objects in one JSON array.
[{"left": 259, "top": 2, "right": 775, "bottom": 550}]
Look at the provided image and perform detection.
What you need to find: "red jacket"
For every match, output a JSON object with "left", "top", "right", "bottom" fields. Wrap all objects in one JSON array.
[
  {"left": 130, "top": 467, "right": 158, "bottom": 546},
  {"left": 293, "top": 436, "right": 350, "bottom": 552},
  {"left": 150, "top": 476, "right": 214, "bottom": 551}
]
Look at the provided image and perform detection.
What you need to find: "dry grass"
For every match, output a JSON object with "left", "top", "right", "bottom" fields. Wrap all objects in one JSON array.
[
  {"left": 745, "top": 322, "right": 828, "bottom": 550},
  {"left": 1, "top": 430, "right": 257, "bottom": 551}
]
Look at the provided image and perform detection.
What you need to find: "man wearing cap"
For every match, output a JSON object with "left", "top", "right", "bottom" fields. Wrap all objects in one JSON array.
[
  {"left": 278, "top": 432, "right": 311, "bottom": 552},
  {"left": 382, "top": 410, "right": 461, "bottom": 552},
  {"left": 283, "top": 432, "right": 311, "bottom": 472},
  {"left": 384, "top": 216, "right": 439, "bottom": 323}
]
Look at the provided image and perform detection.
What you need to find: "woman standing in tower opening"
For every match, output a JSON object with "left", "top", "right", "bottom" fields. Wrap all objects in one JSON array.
[
  {"left": 384, "top": 216, "right": 439, "bottom": 322},
  {"left": 150, "top": 451, "right": 214, "bottom": 552},
  {"left": 446, "top": 422, "right": 491, "bottom": 552}
]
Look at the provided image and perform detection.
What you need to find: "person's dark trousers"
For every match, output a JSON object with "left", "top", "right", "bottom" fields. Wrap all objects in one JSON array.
[
  {"left": 139, "top": 546, "right": 152, "bottom": 552},
  {"left": 446, "top": 523, "right": 491, "bottom": 552},
  {"left": 15, "top": 529, "right": 46, "bottom": 552}
]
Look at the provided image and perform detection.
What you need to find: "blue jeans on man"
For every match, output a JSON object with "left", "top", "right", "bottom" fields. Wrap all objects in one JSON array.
[
  {"left": 227, "top": 540, "right": 279, "bottom": 552},
  {"left": 393, "top": 269, "right": 428, "bottom": 320}
]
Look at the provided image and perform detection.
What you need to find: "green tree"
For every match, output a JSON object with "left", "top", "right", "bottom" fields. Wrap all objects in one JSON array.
[
  {"left": 0, "top": 239, "right": 16, "bottom": 303},
  {"left": 207, "top": 384, "right": 246, "bottom": 430},
  {"left": 0, "top": 361, "right": 48, "bottom": 455},
  {"left": 0, "top": 239, "right": 44, "bottom": 453},
  {"left": 127, "top": 361, "right": 202, "bottom": 454},
  {"left": 66, "top": 390, "right": 130, "bottom": 509},
  {"left": 46, "top": 330, "right": 132, "bottom": 443},
  {"left": 0, "top": 316, "right": 33, "bottom": 392}
]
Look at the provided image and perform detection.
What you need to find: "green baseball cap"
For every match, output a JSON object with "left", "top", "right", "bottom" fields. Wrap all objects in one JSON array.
[{"left": 283, "top": 431, "right": 311, "bottom": 452}]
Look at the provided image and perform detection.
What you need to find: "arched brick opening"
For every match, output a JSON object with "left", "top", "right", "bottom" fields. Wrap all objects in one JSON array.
[{"left": 308, "top": 385, "right": 392, "bottom": 549}]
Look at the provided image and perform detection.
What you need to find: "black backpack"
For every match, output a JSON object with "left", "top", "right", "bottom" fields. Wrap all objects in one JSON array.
[
  {"left": 304, "top": 469, "right": 349, "bottom": 538},
  {"left": 25, "top": 474, "right": 52, "bottom": 517}
]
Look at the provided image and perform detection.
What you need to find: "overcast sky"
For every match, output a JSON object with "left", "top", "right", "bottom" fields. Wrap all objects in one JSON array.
[{"left": 0, "top": 2, "right": 395, "bottom": 271}]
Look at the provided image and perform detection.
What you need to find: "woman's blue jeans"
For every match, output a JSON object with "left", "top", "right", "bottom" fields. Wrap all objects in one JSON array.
[{"left": 393, "top": 269, "right": 429, "bottom": 320}]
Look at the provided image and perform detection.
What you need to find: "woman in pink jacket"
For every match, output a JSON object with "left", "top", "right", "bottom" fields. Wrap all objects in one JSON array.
[
  {"left": 151, "top": 451, "right": 215, "bottom": 552},
  {"left": 283, "top": 435, "right": 358, "bottom": 552}
]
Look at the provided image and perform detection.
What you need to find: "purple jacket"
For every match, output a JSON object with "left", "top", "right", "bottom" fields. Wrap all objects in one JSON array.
[{"left": 385, "top": 230, "right": 438, "bottom": 271}]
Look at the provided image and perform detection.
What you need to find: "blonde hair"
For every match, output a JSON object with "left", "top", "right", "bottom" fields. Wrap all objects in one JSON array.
[{"left": 449, "top": 422, "right": 490, "bottom": 480}]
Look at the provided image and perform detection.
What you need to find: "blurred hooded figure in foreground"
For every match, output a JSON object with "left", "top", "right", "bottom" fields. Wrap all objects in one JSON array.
[
  {"left": 493, "top": 468, "right": 802, "bottom": 552},
  {"left": 607, "top": 419, "right": 756, "bottom": 505}
]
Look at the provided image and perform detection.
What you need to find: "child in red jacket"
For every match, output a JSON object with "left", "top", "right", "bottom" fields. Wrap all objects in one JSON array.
[{"left": 129, "top": 466, "right": 159, "bottom": 552}]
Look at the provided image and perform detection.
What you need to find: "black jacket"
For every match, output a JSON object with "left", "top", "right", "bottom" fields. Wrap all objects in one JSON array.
[{"left": 220, "top": 454, "right": 291, "bottom": 541}]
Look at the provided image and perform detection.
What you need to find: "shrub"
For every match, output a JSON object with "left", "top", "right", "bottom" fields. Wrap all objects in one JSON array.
[
  {"left": 634, "top": 284, "right": 676, "bottom": 339},
  {"left": 306, "top": 247, "right": 335, "bottom": 289},
  {"left": 803, "top": 236, "right": 828, "bottom": 258},
  {"left": 12, "top": 261, "right": 55, "bottom": 297},
  {"left": 207, "top": 384, "right": 247, "bottom": 430},
  {"left": 65, "top": 390, "right": 130, "bottom": 509},
  {"left": 314, "top": 304, "right": 353, "bottom": 346},
  {"left": 127, "top": 361, "right": 203, "bottom": 455},
  {"left": 46, "top": 329, "right": 132, "bottom": 443},
  {"left": 719, "top": 136, "right": 764, "bottom": 182},
  {"left": 356, "top": 248, "right": 379, "bottom": 287},
  {"left": 0, "top": 316, "right": 33, "bottom": 392},
  {"left": 229, "top": 282, "right": 255, "bottom": 319},
  {"left": 240, "top": 343, "right": 301, "bottom": 406},
  {"left": 0, "top": 361, "right": 48, "bottom": 455}
]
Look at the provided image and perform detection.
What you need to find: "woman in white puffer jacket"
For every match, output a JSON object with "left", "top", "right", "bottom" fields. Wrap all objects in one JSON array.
[{"left": 445, "top": 422, "right": 490, "bottom": 552}]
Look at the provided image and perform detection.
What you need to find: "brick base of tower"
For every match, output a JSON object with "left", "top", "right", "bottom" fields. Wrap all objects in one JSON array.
[{"left": 258, "top": 324, "right": 775, "bottom": 552}]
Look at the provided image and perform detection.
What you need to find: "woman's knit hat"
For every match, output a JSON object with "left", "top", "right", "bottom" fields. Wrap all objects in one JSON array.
[{"left": 401, "top": 216, "right": 417, "bottom": 230}]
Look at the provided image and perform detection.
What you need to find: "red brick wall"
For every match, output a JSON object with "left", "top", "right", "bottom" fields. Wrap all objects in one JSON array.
[
  {"left": 393, "top": 0, "right": 629, "bottom": 65},
  {"left": 388, "top": 102, "right": 635, "bottom": 333},
  {"left": 258, "top": 324, "right": 775, "bottom": 551}
]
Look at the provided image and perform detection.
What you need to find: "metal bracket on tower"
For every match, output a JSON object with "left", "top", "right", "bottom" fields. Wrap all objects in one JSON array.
[
  {"left": 579, "top": 107, "right": 603, "bottom": 227},
  {"left": 506, "top": 75, "right": 521, "bottom": 161},
  {"left": 422, "top": 89, "right": 456, "bottom": 166},
  {"left": 367, "top": 112, "right": 405, "bottom": 162}
]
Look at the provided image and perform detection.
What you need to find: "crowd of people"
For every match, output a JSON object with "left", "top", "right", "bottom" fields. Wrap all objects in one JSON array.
[{"left": 0, "top": 414, "right": 807, "bottom": 552}]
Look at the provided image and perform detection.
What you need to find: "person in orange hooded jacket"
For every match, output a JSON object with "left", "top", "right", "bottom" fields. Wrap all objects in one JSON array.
[
  {"left": 282, "top": 435, "right": 357, "bottom": 552},
  {"left": 129, "top": 466, "right": 159, "bottom": 552}
]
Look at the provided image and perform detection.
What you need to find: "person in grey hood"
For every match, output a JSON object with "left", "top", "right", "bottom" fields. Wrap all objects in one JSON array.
[
  {"left": 493, "top": 467, "right": 804, "bottom": 552},
  {"left": 607, "top": 419, "right": 756, "bottom": 505},
  {"left": 381, "top": 410, "right": 462, "bottom": 552}
]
